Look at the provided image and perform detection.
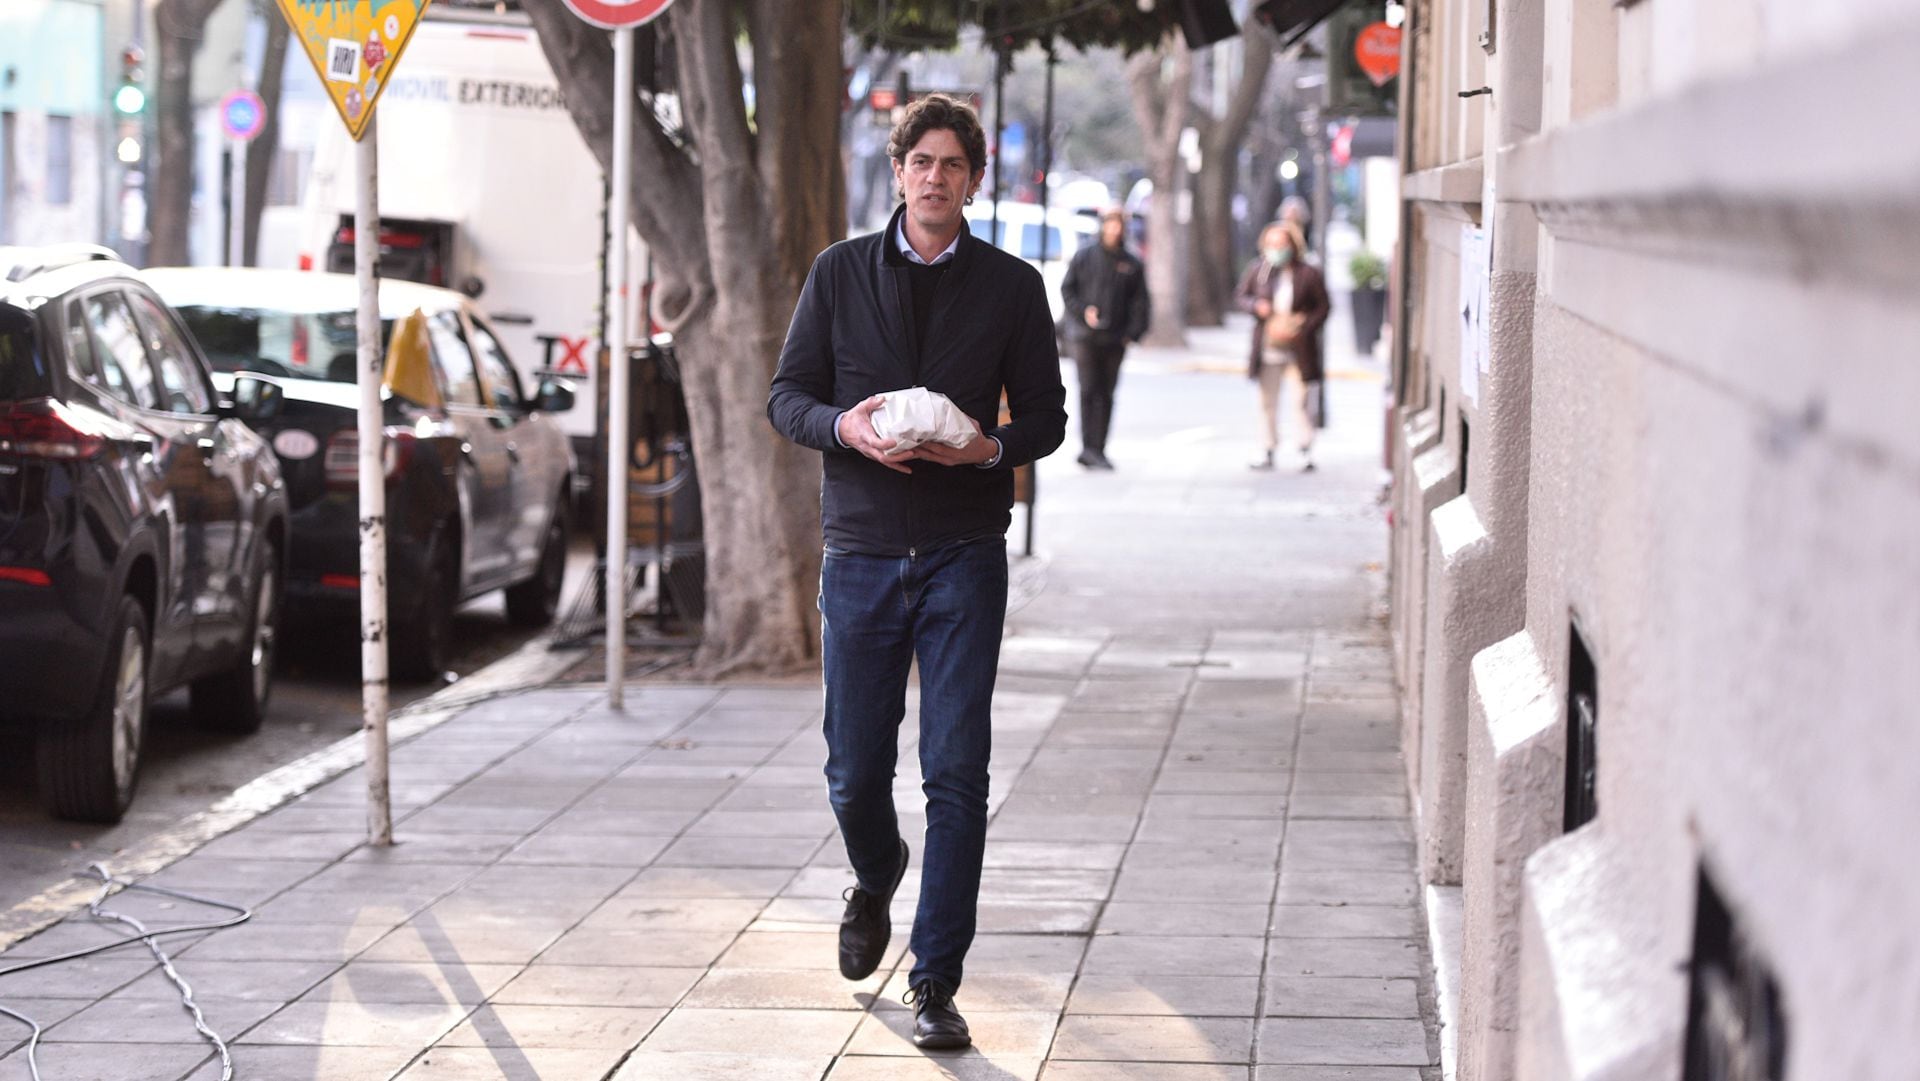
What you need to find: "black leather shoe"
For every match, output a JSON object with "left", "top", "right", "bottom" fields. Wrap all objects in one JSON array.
[
  {"left": 838, "top": 838, "right": 908, "bottom": 980},
  {"left": 1092, "top": 451, "right": 1116, "bottom": 470},
  {"left": 906, "top": 981, "right": 971, "bottom": 1050}
]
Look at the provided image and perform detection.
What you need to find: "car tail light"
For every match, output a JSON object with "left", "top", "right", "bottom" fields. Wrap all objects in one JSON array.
[
  {"left": 291, "top": 318, "right": 309, "bottom": 369},
  {"left": 0, "top": 567, "right": 51, "bottom": 587},
  {"left": 0, "top": 399, "right": 108, "bottom": 460},
  {"left": 324, "top": 428, "right": 417, "bottom": 489}
]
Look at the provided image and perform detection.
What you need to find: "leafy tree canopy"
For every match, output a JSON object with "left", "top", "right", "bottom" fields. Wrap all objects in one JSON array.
[{"left": 848, "top": 0, "right": 1178, "bottom": 55}]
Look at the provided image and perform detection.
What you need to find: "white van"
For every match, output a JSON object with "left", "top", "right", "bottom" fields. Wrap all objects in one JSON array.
[
  {"left": 295, "top": 9, "right": 642, "bottom": 465},
  {"left": 961, "top": 201, "right": 1100, "bottom": 321}
]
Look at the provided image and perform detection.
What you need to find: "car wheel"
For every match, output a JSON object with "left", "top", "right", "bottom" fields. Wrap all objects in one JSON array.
[
  {"left": 393, "top": 542, "right": 454, "bottom": 683},
  {"left": 38, "top": 594, "right": 149, "bottom": 824},
  {"left": 504, "top": 504, "right": 568, "bottom": 628},
  {"left": 190, "top": 542, "right": 280, "bottom": 734}
]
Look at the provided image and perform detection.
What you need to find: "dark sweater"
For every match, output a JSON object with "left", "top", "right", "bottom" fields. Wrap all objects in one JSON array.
[{"left": 767, "top": 204, "right": 1068, "bottom": 556}]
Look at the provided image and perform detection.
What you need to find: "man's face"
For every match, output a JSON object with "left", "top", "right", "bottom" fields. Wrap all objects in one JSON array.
[
  {"left": 894, "top": 128, "right": 981, "bottom": 237},
  {"left": 1100, "top": 216, "right": 1126, "bottom": 248}
]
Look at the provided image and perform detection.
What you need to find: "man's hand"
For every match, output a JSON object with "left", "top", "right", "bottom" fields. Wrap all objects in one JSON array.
[
  {"left": 1254, "top": 299, "right": 1273, "bottom": 320},
  {"left": 837, "top": 395, "right": 910, "bottom": 474},
  {"left": 1084, "top": 306, "right": 1101, "bottom": 328},
  {"left": 894, "top": 413, "right": 997, "bottom": 468}
]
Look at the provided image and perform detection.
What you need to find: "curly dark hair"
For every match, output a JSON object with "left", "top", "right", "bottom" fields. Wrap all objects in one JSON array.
[{"left": 887, "top": 93, "right": 989, "bottom": 177}]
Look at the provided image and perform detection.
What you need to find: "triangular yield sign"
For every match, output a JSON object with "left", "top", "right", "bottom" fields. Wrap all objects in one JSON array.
[{"left": 276, "top": 0, "right": 434, "bottom": 141}]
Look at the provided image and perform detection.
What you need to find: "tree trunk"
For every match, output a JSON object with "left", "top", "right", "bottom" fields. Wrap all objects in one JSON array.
[
  {"left": 243, "top": 9, "right": 289, "bottom": 266},
  {"left": 150, "top": 0, "right": 223, "bottom": 266},
  {"left": 525, "top": 0, "right": 841, "bottom": 677},
  {"left": 1185, "top": 146, "right": 1231, "bottom": 326},
  {"left": 1127, "top": 41, "right": 1191, "bottom": 349},
  {"left": 1185, "top": 24, "right": 1276, "bottom": 327}
]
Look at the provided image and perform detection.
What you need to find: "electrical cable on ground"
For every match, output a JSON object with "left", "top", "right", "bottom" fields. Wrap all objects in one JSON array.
[{"left": 0, "top": 864, "right": 254, "bottom": 1081}]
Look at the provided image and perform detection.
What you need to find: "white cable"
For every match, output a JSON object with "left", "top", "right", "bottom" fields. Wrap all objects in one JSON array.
[{"left": 0, "top": 864, "right": 254, "bottom": 1081}]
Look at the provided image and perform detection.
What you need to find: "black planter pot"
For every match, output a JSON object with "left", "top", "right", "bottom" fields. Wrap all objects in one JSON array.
[{"left": 1350, "top": 287, "right": 1387, "bottom": 354}]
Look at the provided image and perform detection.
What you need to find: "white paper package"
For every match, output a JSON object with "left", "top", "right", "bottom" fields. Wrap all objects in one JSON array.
[{"left": 870, "top": 387, "right": 978, "bottom": 456}]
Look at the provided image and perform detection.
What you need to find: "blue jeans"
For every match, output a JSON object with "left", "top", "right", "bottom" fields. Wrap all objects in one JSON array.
[{"left": 820, "top": 537, "right": 1007, "bottom": 993}]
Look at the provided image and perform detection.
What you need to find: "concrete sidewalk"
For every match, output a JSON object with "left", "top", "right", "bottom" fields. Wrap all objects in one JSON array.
[{"left": 0, "top": 317, "right": 1435, "bottom": 1080}]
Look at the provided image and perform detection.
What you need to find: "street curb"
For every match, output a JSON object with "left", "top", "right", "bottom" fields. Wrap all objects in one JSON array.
[{"left": 0, "top": 636, "right": 588, "bottom": 952}]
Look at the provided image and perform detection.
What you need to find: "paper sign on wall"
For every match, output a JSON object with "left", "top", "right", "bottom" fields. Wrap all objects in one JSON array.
[{"left": 1459, "top": 224, "right": 1490, "bottom": 406}]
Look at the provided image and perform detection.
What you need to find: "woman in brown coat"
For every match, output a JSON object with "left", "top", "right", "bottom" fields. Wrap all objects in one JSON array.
[{"left": 1234, "top": 222, "right": 1331, "bottom": 470}]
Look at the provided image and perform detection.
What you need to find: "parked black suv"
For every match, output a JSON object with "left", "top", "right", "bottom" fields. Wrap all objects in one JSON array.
[{"left": 0, "top": 246, "right": 289, "bottom": 823}]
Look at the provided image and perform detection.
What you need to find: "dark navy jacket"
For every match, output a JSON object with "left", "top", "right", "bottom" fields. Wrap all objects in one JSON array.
[{"left": 767, "top": 205, "right": 1068, "bottom": 557}]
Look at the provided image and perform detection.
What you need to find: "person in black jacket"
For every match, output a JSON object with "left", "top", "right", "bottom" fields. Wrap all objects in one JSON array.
[
  {"left": 766, "top": 94, "right": 1066, "bottom": 1053},
  {"left": 1059, "top": 206, "right": 1150, "bottom": 470}
]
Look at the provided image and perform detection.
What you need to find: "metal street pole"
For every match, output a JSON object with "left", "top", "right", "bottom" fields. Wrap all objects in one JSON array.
[
  {"left": 355, "top": 115, "right": 391, "bottom": 845},
  {"left": 990, "top": 45, "right": 1007, "bottom": 245},
  {"left": 227, "top": 142, "right": 244, "bottom": 266},
  {"left": 1036, "top": 46, "right": 1055, "bottom": 266},
  {"left": 605, "top": 26, "right": 634, "bottom": 708}
]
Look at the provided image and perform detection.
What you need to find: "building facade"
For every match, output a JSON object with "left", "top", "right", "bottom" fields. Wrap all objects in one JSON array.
[
  {"left": 1386, "top": 1, "right": 1919, "bottom": 1079},
  {"left": 0, "top": 0, "right": 112, "bottom": 248}
]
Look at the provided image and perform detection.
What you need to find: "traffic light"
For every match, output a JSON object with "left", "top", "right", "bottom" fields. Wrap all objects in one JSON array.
[{"left": 114, "top": 45, "right": 146, "bottom": 115}]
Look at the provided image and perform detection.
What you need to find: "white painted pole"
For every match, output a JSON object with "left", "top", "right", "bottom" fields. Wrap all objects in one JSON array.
[
  {"left": 355, "top": 115, "right": 392, "bottom": 844},
  {"left": 228, "top": 142, "right": 245, "bottom": 267},
  {"left": 605, "top": 26, "right": 633, "bottom": 709}
]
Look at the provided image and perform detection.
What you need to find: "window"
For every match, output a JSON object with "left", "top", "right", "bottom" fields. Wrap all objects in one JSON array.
[
  {"left": 1683, "top": 866, "right": 1787, "bottom": 1081},
  {"left": 465, "top": 318, "right": 524, "bottom": 412},
  {"left": 63, "top": 300, "right": 96, "bottom": 383},
  {"left": 79, "top": 292, "right": 158, "bottom": 408},
  {"left": 1563, "top": 618, "right": 1598, "bottom": 832},
  {"left": 46, "top": 116, "right": 73, "bottom": 207},
  {"left": 127, "top": 292, "right": 213, "bottom": 414},
  {"left": 426, "top": 310, "right": 483, "bottom": 406},
  {"left": 1019, "top": 224, "right": 1064, "bottom": 261}
]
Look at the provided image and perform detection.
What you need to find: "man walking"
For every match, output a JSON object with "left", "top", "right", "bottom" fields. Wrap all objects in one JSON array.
[
  {"left": 1060, "top": 206, "right": 1150, "bottom": 469},
  {"left": 767, "top": 94, "right": 1067, "bottom": 1051}
]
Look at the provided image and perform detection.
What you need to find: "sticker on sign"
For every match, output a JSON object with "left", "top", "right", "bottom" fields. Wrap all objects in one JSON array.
[
  {"left": 561, "top": 0, "right": 675, "bottom": 30},
  {"left": 327, "top": 38, "right": 361, "bottom": 82}
]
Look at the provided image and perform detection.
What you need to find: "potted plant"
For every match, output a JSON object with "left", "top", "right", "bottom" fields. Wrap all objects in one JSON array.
[{"left": 1348, "top": 250, "right": 1389, "bottom": 354}]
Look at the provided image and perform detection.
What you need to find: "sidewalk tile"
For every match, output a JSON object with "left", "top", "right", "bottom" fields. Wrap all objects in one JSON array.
[
  {"left": 398, "top": 1045, "right": 626, "bottom": 1078},
  {"left": 1268, "top": 906, "right": 1417, "bottom": 940},
  {"left": 355, "top": 917, "right": 571, "bottom": 965},
  {"left": 539, "top": 927, "right": 737, "bottom": 968},
  {"left": 499, "top": 832, "right": 674, "bottom": 866},
  {"left": 829, "top": 1054, "right": 1044, "bottom": 1080},
  {"left": 1043, "top": 1065, "right": 1248, "bottom": 1081},
  {"left": 975, "top": 899, "right": 1100, "bottom": 934},
  {"left": 1065, "top": 974, "right": 1261, "bottom": 1018},
  {"left": 579, "top": 897, "right": 766, "bottom": 933},
  {"left": 847, "top": 1008, "right": 1057, "bottom": 1059},
  {"left": 640, "top": 1007, "right": 860, "bottom": 1056},
  {"left": 1273, "top": 872, "right": 1415, "bottom": 908},
  {"left": 0, "top": 1041, "right": 210, "bottom": 1081},
  {"left": 493, "top": 965, "right": 703, "bottom": 1007},
  {"left": 719, "top": 931, "right": 880, "bottom": 971},
  {"left": 656, "top": 835, "right": 823, "bottom": 868},
  {"left": 0, "top": 958, "right": 153, "bottom": 998},
  {"left": 951, "top": 935, "right": 1088, "bottom": 973},
  {"left": 618, "top": 867, "right": 796, "bottom": 899},
  {"left": 1096, "top": 902, "right": 1271, "bottom": 937},
  {"left": 875, "top": 971, "right": 1074, "bottom": 1013},
  {"left": 44, "top": 994, "right": 282, "bottom": 1043},
  {"left": 1261, "top": 977, "right": 1420, "bottom": 1019},
  {"left": 296, "top": 961, "right": 522, "bottom": 1006},
  {"left": 438, "top": 1004, "right": 664, "bottom": 1049},
  {"left": 174, "top": 920, "right": 386, "bottom": 963},
  {"left": 116, "top": 959, "right": 336, "bottom": 1002},
  {"left": 682, "top": 967, "right": 884, "bottom": 1010},
  {"left": 1264, "top": 940, "right": 1423, "bottom": 980},
  {"left": 982, "top": 842, "right": 1128, "bottom": 871},
  {"left": 1254, "top": 1018, "right": 1430, "bottom": 1066},
  {"left": 1254, "top": 1069, "right": 1419, "bottom": 1080},
  {"left": 614, "top": 1051, "right": 836, "bottom": 1081},
  {"left": 1081, "top": 936, "right": 1265, "bottom": 977},
  {"left": 240, "top": 1000, "right": 471, "bottom": 1047},
  {"left": 1111, "top": 869, "right": 1275, "bottom": 904},
  {"left": 183, "top": 1043, "right": 416, "bottom": 1080},
  {"left": 1051, "top": 1015, "right": 1254, "bottom": 1063},
  {"left": 341, "top": 834, "right": 525, "bottom": 865}
]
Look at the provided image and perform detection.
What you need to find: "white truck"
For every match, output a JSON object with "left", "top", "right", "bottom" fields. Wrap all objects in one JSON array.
[{"left": 293, "top": 8, "right": 642, "bottom": 466}]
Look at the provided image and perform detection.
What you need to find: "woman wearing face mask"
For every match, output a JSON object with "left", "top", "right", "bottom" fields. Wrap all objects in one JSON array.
[{"left": 1234, "top": 221, "right": 1330, "bottom": 471}]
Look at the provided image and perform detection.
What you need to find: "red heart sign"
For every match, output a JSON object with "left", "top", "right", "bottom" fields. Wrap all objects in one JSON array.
[{"left": 1355, "top": 23, "right": 1402, "bottom": 88}]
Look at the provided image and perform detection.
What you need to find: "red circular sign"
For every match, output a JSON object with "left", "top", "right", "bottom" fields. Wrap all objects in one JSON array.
[
  {"left": 1355, "top": 23, "right": 1402, "bottom": 88},
  {"left": 562, "top": 0, "right": 674, "bottom": 29}
]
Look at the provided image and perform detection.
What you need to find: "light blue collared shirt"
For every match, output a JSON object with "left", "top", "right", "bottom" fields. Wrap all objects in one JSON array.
[{"left": 896, "top": 218, "right": 962, "bottom": 265}]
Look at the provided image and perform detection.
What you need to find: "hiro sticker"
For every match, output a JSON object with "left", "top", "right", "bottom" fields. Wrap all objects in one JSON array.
[{"left": 325, "top": 37, "right": 360, "bottom": 82}]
